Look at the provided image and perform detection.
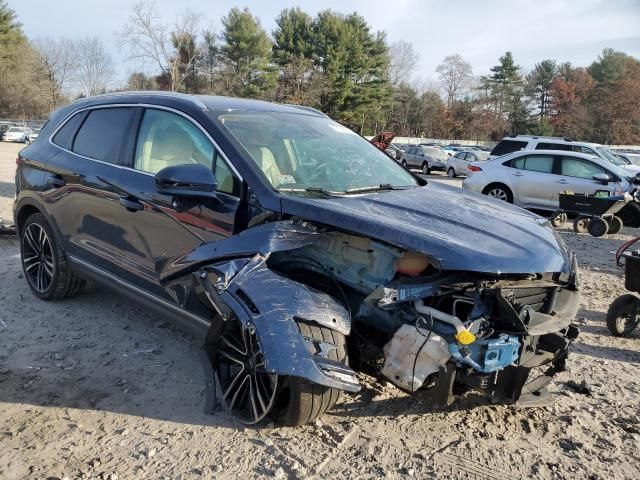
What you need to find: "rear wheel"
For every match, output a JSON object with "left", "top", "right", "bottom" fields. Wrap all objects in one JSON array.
[
  {"left": 447, "top": 168, "right": 456, "bottom": 178},
  {"left": 606, "top": 294, "right": 640, "bottom": 337},
  {"left": 270, "top": 321, "right": 348, "bottom": 426},
  {"left": 421, "top": 162, "right": 430, "bottom": 175},
  {"left": 606, "top": 215, "right": 623, "bottom": 235},
  {"left": 573, "top": 216, "right": 589, "bottom": 234},
  {"left": 401, "top": 160, "right": 407, "bottom": 167},
  {"left": 20, "top": 213, "right": 85, "bottom": 300},
  {"left": 550, "top": 212, "right": 567, "bottom": 228},
  {"left": 482, "top": 183, "right": 513, "bottom": 203},
  {"left": 587, "top": 217, "right": 608, "bottom": 237}
]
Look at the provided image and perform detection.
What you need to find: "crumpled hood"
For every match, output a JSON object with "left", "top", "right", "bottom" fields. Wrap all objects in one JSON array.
[{"left": 280, "top": 182, "right": 572, "bottom": 274}]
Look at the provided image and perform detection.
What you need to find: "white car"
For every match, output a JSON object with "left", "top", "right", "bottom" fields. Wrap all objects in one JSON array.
[
  {"left": 489, "top": 135, "right": 640, "bottom": 176},
  {"left": 27, "top": 129, "right": 41, "bottom": 144},
  {"left": 446, "top": 150, "right": 489, "bottom": 177},
  {"left": 3, "top": 126, "right": 31, "bottom": 143},
  {"left": 462, "top": 149, "right": 640, "bottom": 226}
]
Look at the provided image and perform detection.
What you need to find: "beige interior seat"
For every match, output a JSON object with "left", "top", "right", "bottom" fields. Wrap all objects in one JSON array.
[
  {"left": 147, "top": 125, "right": 195, "bottom": 173},
  {"left": 246, "top": 145, "right": 282, "bottom": 187}
]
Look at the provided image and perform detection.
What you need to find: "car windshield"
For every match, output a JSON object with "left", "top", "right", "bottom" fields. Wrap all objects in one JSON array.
[
  {"left": 217, "top": 112, "right": 419, "bottom": 194},
  {"left": 597, "top": 146, "right": 626, "bottom": 166}
]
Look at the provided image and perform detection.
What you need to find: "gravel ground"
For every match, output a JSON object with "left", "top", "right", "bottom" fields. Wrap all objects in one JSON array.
[{"left": 1, "top": 141, "right": 639, "bottom": 480}]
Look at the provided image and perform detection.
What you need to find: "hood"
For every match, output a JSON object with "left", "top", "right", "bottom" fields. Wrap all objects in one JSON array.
[
  {"left": 621, "top": 164, "right": 640, "bottom": 175},
  {"left": 280, "top": 182, "right": 572, "bottom": 274}
]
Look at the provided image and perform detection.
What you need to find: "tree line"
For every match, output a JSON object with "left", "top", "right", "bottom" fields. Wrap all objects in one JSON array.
[{"left": 0, "top": 0, "right": 639, "bottom": 144}]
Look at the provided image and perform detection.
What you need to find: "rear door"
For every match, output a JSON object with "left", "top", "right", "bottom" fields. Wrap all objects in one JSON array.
[
  {"left": 46, "top": 106, "right": 136, "bottom": 274},
  {"left": 552, "top": 156, "right": 617, "bottom": 206},
  {"left": 505, "top": 154, "right": 557, "bottom": 208},
  {"left": 114, "top": 107, "right": 243, "bottom": 300}
]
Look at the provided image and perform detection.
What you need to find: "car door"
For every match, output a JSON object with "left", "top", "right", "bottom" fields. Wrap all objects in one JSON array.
[
  {"left": 551, "top": 156, "right": 617, "bottom": 206},
  {"left": 405, "top": 147, "right": 417, "bottom": 167},
  {"left": 451, "top": 152, "right": 464, "bottom": 173},
  {"left": 505, "top": 154, "right": 557, "bottom": 209},
  {"left": 45, "top": 107, "right": 138, "bottom": 275},
  {"left": 113, "top": 107, "right": 243, "bottom": 300}
]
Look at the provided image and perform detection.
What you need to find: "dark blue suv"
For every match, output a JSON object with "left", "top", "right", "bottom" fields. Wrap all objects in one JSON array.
[{"left": 15, "top": 92, "right": 580, "bottom": 425}]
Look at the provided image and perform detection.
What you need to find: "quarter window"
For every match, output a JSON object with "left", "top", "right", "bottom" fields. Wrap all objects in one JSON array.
[
  {"left": 560, "top": 157, "right": 606, "bottom": 179},
  {"left": 508, "top": 155, "right": 554, "bottom": 173},
  {"left": 490, "top": 140, "right": 527, "bottom": 156},
  {"left": 52, "top": 112, "right": 85, "bottom": 150},
  {"left": 73, "top": 108, "right": 132, "bottom": 164}
]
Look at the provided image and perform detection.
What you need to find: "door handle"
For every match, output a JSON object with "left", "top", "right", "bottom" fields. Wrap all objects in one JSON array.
[
  {"left": 556, "top": 179, "right": 569, "bottom": 184},
  {"left": 513, "top": 172, "right": 524, "bottom": 177},
  {"left": 119, "top": 196, "right": 144, "bottom": 212},
  {"left": 48, "top": 175, "right": 66, "bottom": 188}
]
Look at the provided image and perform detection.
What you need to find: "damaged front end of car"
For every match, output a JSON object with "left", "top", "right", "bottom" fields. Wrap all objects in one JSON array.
[{"left": 164, "top": 219, "right": 580, "bottom": 424}]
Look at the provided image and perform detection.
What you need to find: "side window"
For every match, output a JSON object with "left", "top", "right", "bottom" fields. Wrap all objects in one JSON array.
[
  {"left": 407, "top": 147, "right": 416, "bottom": 155},
  {"left": 73, "top": 108, "right": 132, "bottom": 164},
  {"left": 454, "top": 152, "right": 464, "bottom": 159},
  {"left": 574, "top": 146, "right": 597, "bottom": 155},
  {"left": 560, "top": 157, "right": 605, "bottom": 179},
  {"left": 464, "top": 153, "right": 475, "bottom": 161},
  {"left": 52, "top": 112, "right": 85, "bottom": 150},
  {"left": 134, "top": 109, "right": 214, "bottom": 174},
  {"left": 536, "top": 142, "right": 571, "bottom": 151},
  {"left": 523, "top": 155, "right": 554, "bottom": 173},
  {"left": 491, "top": 140, "right": 527, "bottom": 156}
]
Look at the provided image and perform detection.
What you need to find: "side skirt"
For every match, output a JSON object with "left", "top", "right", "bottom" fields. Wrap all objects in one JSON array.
[{"left": 68, "top": 255, "right": 211, "bottom": 339}]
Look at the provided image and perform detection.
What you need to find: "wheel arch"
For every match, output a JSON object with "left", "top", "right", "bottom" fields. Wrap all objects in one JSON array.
[{"left": 482, "top": 182, "right": 514, "bottom": 202}]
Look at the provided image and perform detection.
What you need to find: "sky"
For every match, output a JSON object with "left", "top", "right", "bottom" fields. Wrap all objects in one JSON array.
[{"left": 10, "top": 0, "right": 640, "bottom": 87}]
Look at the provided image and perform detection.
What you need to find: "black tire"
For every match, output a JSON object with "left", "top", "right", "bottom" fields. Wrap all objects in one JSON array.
[
  {"left": 421, "top": 162, "right": 430, "bottom": 175},
  {"left": 618, "top": 203, "right": 640, "bottom": 228},
  {"left": 587, "top": 217, "right": 609, "bottom": 237},
  {"left": 270, "top": 321, "right": 348, "bottom": 426},
  {"left": 573, "top": 216, "right": 589, "bottom": 234},
  {"left": 607, "top": 216, "right": 623, "bottom": 235},
  {"left": 550, "top": 212, "right": 567, "bottom": 228},
  {"left": 401, "top": 160, "right": 407, "bottom": 168},
  {"left": 20, "top": 213, "right": 85, "bottom": 300},
  {"left": 482, "top": 183, "right": 513, "bottom": 203},
  {"left": 606, "top": 294, "right": 640, "bottom": 337},
  {"left": 447, "top": 168, "right": 456, "bottom": 178}
]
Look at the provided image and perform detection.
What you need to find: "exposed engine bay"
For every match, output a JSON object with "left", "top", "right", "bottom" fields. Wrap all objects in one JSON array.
[{"left": 187, "top": 221, "right": 580, "bottom": 414}]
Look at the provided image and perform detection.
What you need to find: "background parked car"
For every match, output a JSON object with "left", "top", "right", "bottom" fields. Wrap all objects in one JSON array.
[
  {"left": 401, "top": 145, "right": 448, "bottom": 173},
  {"left": 489, "top": 135, "right": 640, "bottom": 175},
  {"left": 2, "top": 126, "right": 31, "bottom": 143},
  {"left": 462, "top": 149, "right": 640, "bottom": 226},
  {"left": 26, "top": 128, "right": 41, "bottom": 144},
  {"left": 446, "top": 150, "right": 489, "bottom": 177},
  {"left": 385, "top": 144, "right": 403, "bottom": 159}
]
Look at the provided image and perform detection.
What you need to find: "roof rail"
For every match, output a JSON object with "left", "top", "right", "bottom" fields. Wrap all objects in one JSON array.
[{"left": 74, "top": 91, "right": 210, "bottom": 111}]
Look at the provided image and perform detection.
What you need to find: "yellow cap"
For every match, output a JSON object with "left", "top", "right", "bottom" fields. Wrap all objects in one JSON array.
[{"left": 455, "top": 330, "right": 476, "bottom": 345}]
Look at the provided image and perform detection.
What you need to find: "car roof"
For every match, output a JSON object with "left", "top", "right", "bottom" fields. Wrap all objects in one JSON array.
[
  {"left": 505, "top": 135, "right": 600, "bottom": 148},
  {"left": 500, "top": 149, "right": 608, "bottom": 163},
  {"left": 68, "top": 91, "right": 329, "bottom": 117}
]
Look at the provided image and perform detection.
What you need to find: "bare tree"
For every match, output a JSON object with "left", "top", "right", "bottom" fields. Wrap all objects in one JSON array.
[
  {"left": 436, "top": 54, "right": 473, "bottom": 108},
  {"left": 74, "top": 36, "right": 114, "bottom": 97},
  {"left": 388, "top": 40, "right": 419, "bottom": 86},
  {"left": 119, "top": 0, "right": 201, "bottom": 92},
  {"left": 32, "top": 37, "right": 77, "bottom": 108}
]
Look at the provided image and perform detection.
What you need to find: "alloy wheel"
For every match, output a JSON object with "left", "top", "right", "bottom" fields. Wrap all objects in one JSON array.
[
  {"left": 22, "top": 223, "right": 54, "bottom": 293},
  {"left": 215, "top": 318, "right": 278, "bottom": 424},
  {"left": 487, "top": 188, "right": 508, "bottom": 201}
]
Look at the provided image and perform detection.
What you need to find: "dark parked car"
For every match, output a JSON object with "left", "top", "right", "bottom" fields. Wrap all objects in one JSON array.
[{"left": 15, "top": 92, "right": 580, "bottom": 426}]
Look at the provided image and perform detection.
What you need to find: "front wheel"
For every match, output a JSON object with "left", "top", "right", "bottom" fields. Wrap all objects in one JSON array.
[
  {"left": 421, "top": 163, "right": 430, "bottom": 175},
  {"left": 606, "top": 294, "right": 640, "bottom": 337},
  {"left": 587, "top": 217, "right": 608, "bottom": 237},
  {"left": 270, "top": 321, "right": 347, "bottom": 426},
  {"left": 401, "top": 160, "right": 407, "bottom": 167},
  {"left": 447, "top": 168, "right": 456, "bottom": 178}
]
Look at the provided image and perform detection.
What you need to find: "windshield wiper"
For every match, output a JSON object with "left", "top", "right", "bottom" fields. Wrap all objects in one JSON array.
[
  {"left": 276, "top": 186, "right": 341, "bottom": 197},
  {"left": 344, "top": 184, "right": 416, "bottom": 194}
]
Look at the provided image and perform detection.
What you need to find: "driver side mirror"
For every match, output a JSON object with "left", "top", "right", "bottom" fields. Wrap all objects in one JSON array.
[
  {"left": 593, "top": 173, "right": 612, "bottom": 183},
  {"left": 155, "top": 163, "right": 218, "bottom": 199}
]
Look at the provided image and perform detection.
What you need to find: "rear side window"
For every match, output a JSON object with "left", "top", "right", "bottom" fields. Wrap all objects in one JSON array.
[
  {"left": 491, "top": 140, "right": 527, "bottom": 156},
  {"left": 508, "top": 155, "right": 554, "bottom": 173},
  {"left": 73, "top": 108, "right": 132, "bottom": 164},
  {"left": 52, "top": 112, "right": 85, "bottom": 150},
  {"left": 536, "top": 142, "right": 571, "bottom": 151},
  {"left": 454, "top": 152, "right": 464, "bottom": 159}
]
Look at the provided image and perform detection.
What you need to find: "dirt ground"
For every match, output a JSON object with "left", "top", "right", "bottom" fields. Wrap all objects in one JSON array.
[{"left": 0, "top": 141, "right": 639, "bottom": 480}]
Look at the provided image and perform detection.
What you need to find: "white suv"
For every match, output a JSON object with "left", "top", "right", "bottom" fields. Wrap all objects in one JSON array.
[{"left": 489, "top": 135, "right": 640, "bottom": 175}]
